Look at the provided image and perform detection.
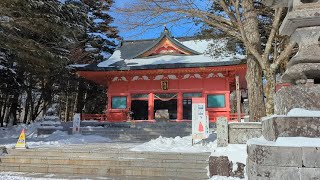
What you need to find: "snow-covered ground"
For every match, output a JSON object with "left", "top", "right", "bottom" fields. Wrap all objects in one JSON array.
[
  {"left": 0, "top": 118, "right": 111, "bottom": 149},
  {"left": 0, "top": 117, "right": 246, "bottom": 179}
]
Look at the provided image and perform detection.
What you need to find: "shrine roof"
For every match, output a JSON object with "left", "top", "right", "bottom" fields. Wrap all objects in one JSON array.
[{"left": 77, "top": 29, "right": 246, "bottom": 71}]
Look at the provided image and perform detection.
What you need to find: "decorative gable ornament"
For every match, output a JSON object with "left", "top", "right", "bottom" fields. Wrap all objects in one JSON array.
[
  {"left": 112, "top": 76, "right": 128, "bottom": 82},
  {"left": 130, "top": 27, "right": 200, "bottom": 59}
]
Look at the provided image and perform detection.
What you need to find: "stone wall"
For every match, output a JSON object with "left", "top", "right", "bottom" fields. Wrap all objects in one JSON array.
[
  {"left": 228, "top": 122, "right": 262, "bottom": 144},
  {"left": 247, "top": 143, "right": 320, "bottom": 180}
]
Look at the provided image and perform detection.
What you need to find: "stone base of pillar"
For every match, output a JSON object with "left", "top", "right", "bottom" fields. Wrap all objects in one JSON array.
[
  {"left": 274, "top": 84, "right": 320, "bottom": 114},
  {"left": 262, "top": 116, "right": 320, "bottom": 141}
]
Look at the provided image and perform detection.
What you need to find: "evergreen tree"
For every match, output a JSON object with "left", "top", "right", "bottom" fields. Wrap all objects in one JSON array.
[{"left": 0, "top": 0, "right": 119, "bottom": 125}]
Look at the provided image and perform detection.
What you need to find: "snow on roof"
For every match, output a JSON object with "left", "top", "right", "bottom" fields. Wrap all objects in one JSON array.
[
  {"left": 180, "top": 39, "right": 213, "bottom": 53},
  {"left": 97, "top": 39, "right": 245, "bottom": 68},
  {"left": 69, "top": 64, "right": 89, "bottom": 68}
]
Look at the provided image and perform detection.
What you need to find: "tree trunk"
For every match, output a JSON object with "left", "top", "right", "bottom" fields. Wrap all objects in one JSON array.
[
  {"left": 8, "top": 92, "right": 19, "bottom": 126},
  {"left": 23, "top": 94, "right": 30, "bottom": 124},
  {"left": 65, "top": 96, "right": 69, "bottom": 122},
  {"left": 265, "top": 70, "right": 276, "bottom": 116},
  {"left": 3, "top": 102, "right": 11, "bottom": 126},
  {"left": 76, "top": 80, "right": 86, "bottom": 113},
  {"left": 243, "top": 0, "right": 266, "bottom": 121},
  {"left": 1, "top": 96, "right": 9, "bottom": 127}
]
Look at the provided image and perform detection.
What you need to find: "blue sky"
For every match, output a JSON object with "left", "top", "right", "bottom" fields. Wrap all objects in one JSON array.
[{"left": 111, "top": 0, "right": 202, "bottom": 40}]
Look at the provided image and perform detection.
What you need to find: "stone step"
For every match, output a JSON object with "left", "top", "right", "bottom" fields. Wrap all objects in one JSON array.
[
  {"left": 2, "top": 145, "right": 210, "bottom": 179},
  {"left": 0, "top": 156, "right": 208, "bottom": 168},
  {"left": 0, "top": 163, "right": 208, "bottom": 179},
  {"left": 79, "top": 133, "right": 190, "bottom": 140},
  {"left": 79, "top": 132, "right": 188, "bottom": 136},
  {"left": 5, "top": 152, "right": 209, "bottom": 162},
  {"left": 6, "top": 149, "right": 210, "bottom": 160},
  {"left": 79, "top": 130, "right": 191, "bottom": 135}
]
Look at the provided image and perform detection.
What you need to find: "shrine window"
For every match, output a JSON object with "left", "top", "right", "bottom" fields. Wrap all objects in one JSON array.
[
  {"left": 207, "top": 94, "right": 225, "bottom": 108},
  {"left": 111, "top": 96, "right": 127, "bottom": 109},
  {"left": 183, "top": 92, "right": 202, "bottom": 98}
]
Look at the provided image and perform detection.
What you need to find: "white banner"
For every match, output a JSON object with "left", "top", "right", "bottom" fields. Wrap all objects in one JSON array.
[
  {"left": 72, "top": 113, "right": 81, "bottom": 134},
  {"left": 192, "top": 98, "right": 209, "bottom": 140}
]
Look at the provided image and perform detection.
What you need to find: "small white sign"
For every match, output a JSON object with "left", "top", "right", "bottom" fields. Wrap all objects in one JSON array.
[
  {"left": 192, "top": 98, "right": 209, "bottom": 140},
  {"left": 72, "top": 113, "right": 81, "bottom": 134}
]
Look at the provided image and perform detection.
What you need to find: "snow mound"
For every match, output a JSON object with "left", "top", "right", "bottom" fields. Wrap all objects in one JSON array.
[
  {"left": 287, "top": 108, "right": 320, "bottom": 117},
  {"left": 131, "top": 135, "right": 215, "bottom": 153},
  {"left": 131, "top": 135, "right": 247, "bottom": 173}
]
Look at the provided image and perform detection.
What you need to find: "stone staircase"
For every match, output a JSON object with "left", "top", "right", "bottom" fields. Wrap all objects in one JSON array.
[
  {"left": 0, "top": 144, "right": 210, "bottom": 179},
  {"left": 77, "top": 122, "right": 193, "bottom": 142}
]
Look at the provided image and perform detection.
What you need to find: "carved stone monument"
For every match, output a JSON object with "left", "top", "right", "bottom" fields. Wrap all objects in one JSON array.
[{"left": 247, "top": 0, "right": 320, "bottom": 179}]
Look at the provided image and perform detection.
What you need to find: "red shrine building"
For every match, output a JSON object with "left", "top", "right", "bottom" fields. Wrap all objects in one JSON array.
[{"left": 77, "top": 29, "right": 247, "bottom": 122}]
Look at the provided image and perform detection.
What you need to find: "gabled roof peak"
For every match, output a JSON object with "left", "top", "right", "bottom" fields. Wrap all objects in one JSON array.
[{"left": 127, "top": 28, "right": 200, "bottom": 59}]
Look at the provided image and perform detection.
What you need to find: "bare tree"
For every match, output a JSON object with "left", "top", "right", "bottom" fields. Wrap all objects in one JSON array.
[{"left": 116, "top": 0, "right": 296, "bottom": 119}]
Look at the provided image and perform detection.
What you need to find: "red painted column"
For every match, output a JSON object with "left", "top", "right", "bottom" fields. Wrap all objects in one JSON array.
[
  {"left": 107, "top": 92, "right": 112, "bottom": 121},
  {"left": 226, "top": 76, "right": 231, "bottom": 121},
  {"left": 148, "top": 93, "right": 154, "bottom": 120},
  {"left": 107, "top": 92, "right": 111, "bottom": 111},
  {"left": 177, "top": 92, "right": 183, "bottom": 121}
]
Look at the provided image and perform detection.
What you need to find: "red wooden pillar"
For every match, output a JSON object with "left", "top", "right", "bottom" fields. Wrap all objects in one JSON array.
[
  {"left": 107, "top": 92, "right": 112, "bottom": 121},
  {"left": 107, "top": 92, "right": 111, "bottom": 111},
  {"left": 148, "top": 93, "right": 154, "bottom": 120},
  {"left": 177, "top": 92, "right": 183, "bottom": 121}
]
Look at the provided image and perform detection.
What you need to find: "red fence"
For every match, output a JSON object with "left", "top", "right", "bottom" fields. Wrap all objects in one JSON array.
[
  {"left": 229, "top": 113, "right": 245, "bottom": 122},
  {"left": 80, "top": 114, "right": 108, "bottom": 122}
]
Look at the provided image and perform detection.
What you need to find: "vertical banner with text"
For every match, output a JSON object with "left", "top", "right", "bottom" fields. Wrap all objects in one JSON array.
[
  {"left": 192, "top": 98, "right": 209, "bottom": 140},
  {"left": 72, "top": 113, "right": 81, "bottom": 134}
]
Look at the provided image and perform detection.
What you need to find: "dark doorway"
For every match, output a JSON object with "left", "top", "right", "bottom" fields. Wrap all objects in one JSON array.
[
  {"left": 154, "top": 99, "right": 177, "bottom": 120},
  {"left": 131, "top": 100, "right": 148, "bottom": 120},
  {"left": 183, "top": 99, "right": 192, "bottom": 120}
]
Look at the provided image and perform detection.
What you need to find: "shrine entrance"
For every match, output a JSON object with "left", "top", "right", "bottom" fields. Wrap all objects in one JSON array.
[
  {"left": 154, "top": 93, "right": 177, "bottom": 120},
  {"left": 131, "top": 100, "right": 148, "bottom": 120}
]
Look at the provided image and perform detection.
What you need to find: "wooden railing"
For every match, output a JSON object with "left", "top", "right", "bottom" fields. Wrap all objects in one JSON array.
[
  {"left": 229, "top": 113, "right": 245, "bottom": 121},
  {"left": 80, "top": 114, "right": 108, "bottom": 122}
]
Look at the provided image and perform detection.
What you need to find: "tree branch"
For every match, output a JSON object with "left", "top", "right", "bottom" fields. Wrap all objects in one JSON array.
[
  {"left": 233, "top": 0, "right": 265, "bottom": 70},
  {"left": 218, "top": 0, "right": 238, "bottom": 26},
  {"left": 271, "top": 40, "right": 296, "bottom": 72},
  {"left": 263, "top": 8, "right": 283, "bottom": 58}
]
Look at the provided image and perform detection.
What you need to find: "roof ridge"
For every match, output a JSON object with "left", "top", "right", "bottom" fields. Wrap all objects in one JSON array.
[{"left": 121, "top": 35, "right": 203, "bottom": 43}]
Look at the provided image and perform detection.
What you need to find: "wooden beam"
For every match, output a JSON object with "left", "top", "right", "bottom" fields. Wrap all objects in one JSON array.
[{"left": 236, "top": 75, "right": 241, "bottom": 122}]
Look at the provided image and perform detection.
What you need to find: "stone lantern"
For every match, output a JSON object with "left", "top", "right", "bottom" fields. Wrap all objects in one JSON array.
[
  {"left": 263, "top": 0, "right": 320, "bottom": 114},
  {"left": 246, "top": 1, "right": 320, "bottom": 179},
  {"left": 264, "top": 0, "right": 320, "bottom": 84}
]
